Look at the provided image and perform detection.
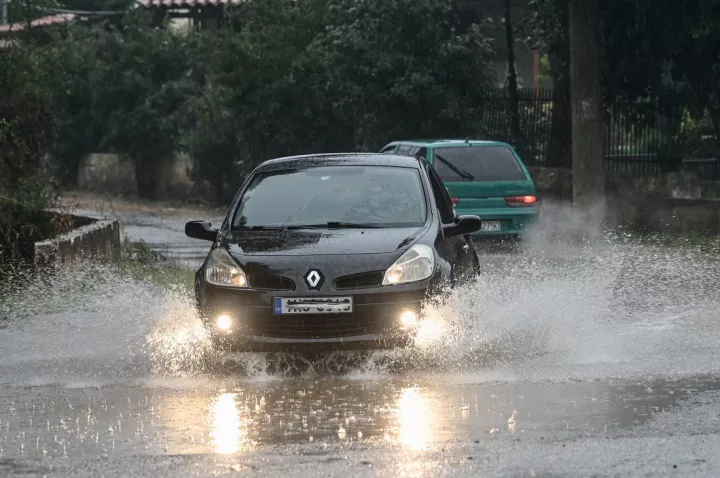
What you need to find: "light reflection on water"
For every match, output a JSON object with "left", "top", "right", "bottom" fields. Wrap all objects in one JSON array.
[
  {"left": 396, "top": 388, "right": 432, "bottom": 451},
  {"left": 0, "top": 376, "right": 719, "bottom": 460},
  {"left": 210, "top": 392, "right": 244, "bottom": 454}
]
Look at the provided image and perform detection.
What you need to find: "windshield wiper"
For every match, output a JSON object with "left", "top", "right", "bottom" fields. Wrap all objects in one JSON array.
[
  {"left": 434, "top": 153, "right": 475, "bottom": 181},
  {"left": 286, "top": 222, "right": 384, "bottom": 229}
]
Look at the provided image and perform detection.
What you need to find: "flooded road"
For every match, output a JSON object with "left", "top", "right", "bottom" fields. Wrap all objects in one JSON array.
[{"left": 2, "top": 196, "right": 720, "bottom": 476}]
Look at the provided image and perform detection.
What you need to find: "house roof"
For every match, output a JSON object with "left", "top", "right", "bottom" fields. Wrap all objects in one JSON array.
[
  {"left": 0, "top": 13, "right": 84, "bottom": 34},
  {"left": 137, "top": 0, "right": 245, "bottom": 7}
]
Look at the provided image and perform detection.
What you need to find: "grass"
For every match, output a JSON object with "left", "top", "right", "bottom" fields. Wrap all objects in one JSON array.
[
  {"left": 117, "top": 237, "right": 196, "bottom": 292},
  {"left": 0, "top": 236, "right": 195, "bottom": 296}
]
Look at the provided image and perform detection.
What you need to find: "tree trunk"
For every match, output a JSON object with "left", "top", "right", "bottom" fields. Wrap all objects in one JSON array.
[
  {"left": 503, "top": 0, "right": 522, "bottom": 147},
  {"left": 133, "top": 157, "right": 164, "bottom": 200}
]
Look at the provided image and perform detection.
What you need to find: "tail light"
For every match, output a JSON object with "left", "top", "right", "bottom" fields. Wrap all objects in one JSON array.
[
  {"left": 505, "top": 195, "right": 537, "bottom": 207},
  {"left": 450, "top": 198, "right": 459, "bottom": 208}
]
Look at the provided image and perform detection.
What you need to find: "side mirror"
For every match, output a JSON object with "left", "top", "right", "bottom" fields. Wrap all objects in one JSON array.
[
  {"left": 185, "top": 221, "right": 218, "bottom": 242},
  {"left": 443, "top": 215, "right": 482, "bottom": 238}
]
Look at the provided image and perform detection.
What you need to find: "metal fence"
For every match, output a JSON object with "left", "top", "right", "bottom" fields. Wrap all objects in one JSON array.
[
  {"left": 476, "top": 88, "right": 554, "bottom": 166},
  {"left": 475, "top": 88, "right": 720, "bottom": 179}
]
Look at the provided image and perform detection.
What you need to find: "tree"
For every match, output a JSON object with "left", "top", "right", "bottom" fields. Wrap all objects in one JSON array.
[
  {"left": 531, "top": 0, "right": 720, "bottom": 148},
  {"left": 312, "top": 0, "right": 495, "bottom": 150},
  {"left": 39, "top": 25, "right": 105, "bottom": 186},
  {"left": 527, "top": 0, "right": 571, "bottom": 167},
  {"left": 92, "top": 13, "right": 195, "bottom": 199},
  {"left": 184, "top": 0, "right": 333, "bottom": 200}
]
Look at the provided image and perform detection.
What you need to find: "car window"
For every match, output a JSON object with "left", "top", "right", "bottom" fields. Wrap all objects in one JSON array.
[
  {"left": 396, "top": 144, "right": 412, "bottom": 155},
  {"left": 232, "top": 166, "right": 427, "bottom": 229},
  {"left": 425, "top": 164, "right": 455, "bottom": 224},
  {"left": 433, "top": 145, "right": 528, "bottom": 182},
  {"left": 380, "top": 144, "right": 397, "bottom": 153},
  {"left": 415, "top": 147, "right": 427, "bottom": 160}
]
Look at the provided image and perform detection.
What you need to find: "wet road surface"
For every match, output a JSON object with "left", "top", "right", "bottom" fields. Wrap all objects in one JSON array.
[{"left": 2, "top": 198, "right": 720, "bottom": 476}]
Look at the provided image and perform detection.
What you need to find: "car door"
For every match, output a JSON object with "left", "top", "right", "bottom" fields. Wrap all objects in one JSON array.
[{"left": 424, "top": 162, "right": 478, "bottom": 283}]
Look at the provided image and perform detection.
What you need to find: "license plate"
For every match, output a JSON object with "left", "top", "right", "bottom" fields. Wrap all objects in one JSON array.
[
  {"left": 273, "top": 297, "right": 353, "bottom": 314},
  {"left": 481, "top": 221, "right": 501, "bottom": 231}
]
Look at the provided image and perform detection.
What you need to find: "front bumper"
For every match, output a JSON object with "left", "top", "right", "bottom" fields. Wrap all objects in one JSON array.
[{"left": 200, "top": 283, "right": 428, "bottom": 352}]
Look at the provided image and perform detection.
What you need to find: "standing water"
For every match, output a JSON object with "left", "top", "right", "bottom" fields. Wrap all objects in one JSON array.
[{"left": 1, "top": 197, "right": 720, "bottom": 476}]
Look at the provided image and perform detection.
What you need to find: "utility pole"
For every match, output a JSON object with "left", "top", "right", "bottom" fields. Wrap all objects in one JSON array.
[{"left": 569, "top": 0, "right": 606, "bottom": 227}]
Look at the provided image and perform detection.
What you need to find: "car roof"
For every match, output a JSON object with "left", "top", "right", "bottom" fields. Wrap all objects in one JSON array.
[
  {"left": 255, "top": 152, "right": 424, "bottom": 173},
  {"left": 388, "top": 139, "right": 512, "bottom": 148}
]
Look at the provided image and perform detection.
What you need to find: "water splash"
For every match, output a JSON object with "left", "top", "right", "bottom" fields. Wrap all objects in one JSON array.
[{"left": 1, "top": 226, "right": 719, "bottom": 385}]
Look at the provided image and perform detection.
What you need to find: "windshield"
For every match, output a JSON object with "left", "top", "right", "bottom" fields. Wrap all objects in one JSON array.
[
  {"left": 231, "top": 165, "right": 427, "bottom": 229},
  {"left": 433, "top": 146, "right": 528, "bottom": 182}
]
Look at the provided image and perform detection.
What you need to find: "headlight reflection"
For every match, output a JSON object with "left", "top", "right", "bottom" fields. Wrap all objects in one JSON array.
[
  {"left": 396, "top": 388, "right": 432, "bottom": 451},
  {"left": 210, "top": 392, "right": 244, "bottom": 454}
]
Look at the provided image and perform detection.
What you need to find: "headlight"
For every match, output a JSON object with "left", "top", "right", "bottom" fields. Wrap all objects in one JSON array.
[
  {"left": 382, "top": 244, "right": 435, "bottom": 285},
  {"left": 205, "top": 247, "right": 248, "bottom": 288}
]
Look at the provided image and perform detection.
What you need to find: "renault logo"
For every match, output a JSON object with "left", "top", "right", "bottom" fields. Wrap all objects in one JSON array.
[{"left": 304, "top": 269, "right": 324, "bottom": 290}]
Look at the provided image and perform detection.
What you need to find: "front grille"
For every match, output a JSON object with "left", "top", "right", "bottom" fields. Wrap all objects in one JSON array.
[
  {"left": 248, "top": 274, "right": 295, "bottom": 291},
  {"left": 242, "top": 315, "right": 396, "bottom": 339},
  {"left": 334, "top": 271, "right": 384, "bottom": 290}
]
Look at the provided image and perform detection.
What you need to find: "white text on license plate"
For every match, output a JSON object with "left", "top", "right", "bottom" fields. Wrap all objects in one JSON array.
[
  {"left": 481, "top": 221, "right": 501, "bottom": 231},
  {"left": 273, "top": 297, "right": 353, "bottom": 314}
]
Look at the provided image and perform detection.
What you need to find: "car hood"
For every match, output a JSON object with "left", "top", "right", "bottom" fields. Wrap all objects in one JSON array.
[{"left": 224, "top": 227, "right": 425, "bottom": 257}]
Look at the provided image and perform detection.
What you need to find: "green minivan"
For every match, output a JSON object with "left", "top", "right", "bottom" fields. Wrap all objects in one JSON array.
[{"left": 380, "top": 139, "right": 538, "bottom": 238}]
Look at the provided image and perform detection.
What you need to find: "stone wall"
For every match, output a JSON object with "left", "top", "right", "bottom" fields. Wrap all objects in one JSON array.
[
  {"left": 78, "top": 153, "right": 196, "bottom": 199},
  {"left": 34, "top": 215, "right": 121, "bottom": 266},
  {"left": 530, "top": 167, "right": 720, "bottom": 234}
]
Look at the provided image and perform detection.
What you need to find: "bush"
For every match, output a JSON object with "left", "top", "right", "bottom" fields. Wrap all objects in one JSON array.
[
  {"left": 0, "top": 49, "right": 58, "bottom": 265},
  {"left": 20, "top": 0, "right": 496, "bottom": 206}
]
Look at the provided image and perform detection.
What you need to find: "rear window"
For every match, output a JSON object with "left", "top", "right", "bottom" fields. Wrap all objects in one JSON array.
[{"left": 432, "top": 146, "right": 528, "bottom": 182}]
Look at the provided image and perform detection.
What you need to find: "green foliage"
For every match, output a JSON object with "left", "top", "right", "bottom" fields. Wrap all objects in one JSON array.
[
  {"left": 527, "top": 0, "right": 720, "bottom": 165},
  {"left": 185, "top": 0, "right": 327, "bottom": 202},
  {"left": 119, "top": 237, "right": 194, "bottom": 290},
  {"left": 314, "top": 0, "right": 494, "bottom": 149},
  {"left": 7, "top": 0, "right": 61, "bottom": 25},
  {"left": 183, "top": 0, "right": 495, "bottom": 198},
  {"left": 530, "top": 0, "right": 720, "bottom": 124},
  {"left": 0, "top": 48, "right": 58, "bottom": 264},
  {"left": 92, "top": 12, "right": 196, "bottom": 199},
  {"left": 121, "top": 237, "right": 164, "bottom": 263},
  {"left": 60, "top": 0, "right": 134, "bottom": 10},
  {"left": 40, "top": 25, "right": 106, "bottom": 186}
]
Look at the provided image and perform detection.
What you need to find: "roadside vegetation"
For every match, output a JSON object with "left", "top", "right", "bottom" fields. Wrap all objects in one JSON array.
[
  {"left": 0, "top": 237, "right": 193, "bottom": 322},
  {"left": 118, "top": 238, "right": 195, "bottom": 291}
]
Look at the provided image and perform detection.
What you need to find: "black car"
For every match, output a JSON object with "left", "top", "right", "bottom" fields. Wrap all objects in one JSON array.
[{"left": 185, "top": 153, "right": 482, "bottom": 352}]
